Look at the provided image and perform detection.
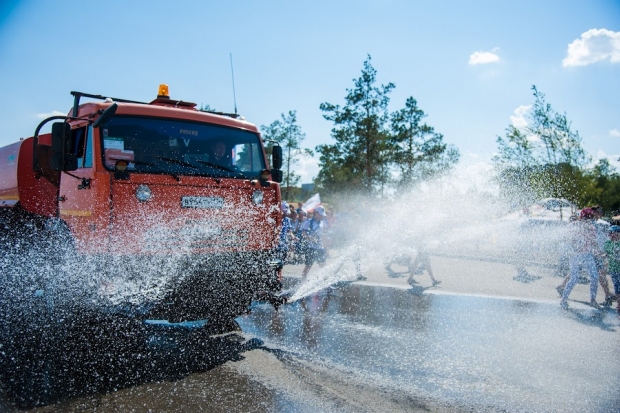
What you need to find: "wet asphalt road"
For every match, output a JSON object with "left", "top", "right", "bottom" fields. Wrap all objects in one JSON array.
[
  {"left": 240, "top": 283, "right": 620, "bottom": 412},
  {"left": 2, "top": 255, "right": 620, "bottom": 412}
]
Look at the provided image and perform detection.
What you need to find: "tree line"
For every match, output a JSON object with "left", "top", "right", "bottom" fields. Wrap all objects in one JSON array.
[
  {"left": 494, "top": 86, "right": 620, "bottom": 214},
  {"left": 263, "top": 55, "right": 459, "bottom": 200},
  {"left": 260, "top": 55, "right": 619, "bottom": 214}
]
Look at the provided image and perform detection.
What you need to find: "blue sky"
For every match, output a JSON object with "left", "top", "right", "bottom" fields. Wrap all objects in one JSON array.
[{"left": 1, "top": 0, "right": 618, "bottom": 183}]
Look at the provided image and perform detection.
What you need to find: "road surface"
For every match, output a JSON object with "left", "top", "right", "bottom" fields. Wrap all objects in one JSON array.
[{"left": 2, "top": 253, "right": 619, "bottom": 412}]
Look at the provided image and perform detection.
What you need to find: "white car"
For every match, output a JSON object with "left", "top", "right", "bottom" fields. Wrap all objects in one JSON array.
[
  {"left": 526, "top": 198, "right": 578, "bottom": 222},
  {"left": 500, "top": 198, "right": 578, "bottom": 225}
]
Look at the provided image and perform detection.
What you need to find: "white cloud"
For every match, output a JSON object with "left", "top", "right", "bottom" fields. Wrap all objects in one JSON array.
[
  {"left": 527, "top": 134, "right": 541, "bottom": 144},
  {"left": 610, "top": 129, "right": 620, "bottom": 137},
  {"left": 562, "top": 28, "right": 620, "bottom": 67},
  {"left": 508, "top": 105, "right": 542, "bottom": 143},
  {"left": 592, "top": 150, "right": 620, "bottom": 171},
  {"left": 451, "top": 153, "right": 498, "bottom": 195},
  {"left": 36, "top": 110, "right": 66, "bottom": 119},
  {"left": 468, "top": 48, "right": 500, "bottom": 65},
  {"left": 509, "top": 105, "right": 531, "bottom": 129},
  {"left": 296, "top": 154, "right": 320, "bottom": 184}
]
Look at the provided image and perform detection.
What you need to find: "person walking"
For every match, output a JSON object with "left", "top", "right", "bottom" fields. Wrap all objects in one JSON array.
[
  {"left": 556, "top": 207, "right": 615, "bottom": 305},
  {"left": 292, "top": 209, "right": 308, "bottom": 264},
  {"left": 300, "top": 206, "right": 328, "bottom": 278},
  {"left": 560, "top": 208, "right": 601, "bottom": 309},
  {"left": 407, "top": 244, "right": 441, "bottom": 287},
  {"left": 603, "top": 225, "right": 620, "bottom": 316},
  {"left": 591, "top": 206, "right": 615, "bottom": 305},
  {"left": 276, "top": 201, "right": 294, "bottom": 265}
]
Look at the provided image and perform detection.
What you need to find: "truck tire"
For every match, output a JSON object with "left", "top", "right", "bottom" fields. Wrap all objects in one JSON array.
[
  {"left": 0, "top": 208, "right": 63, "bottom": 408},
  {"left": 0, "top": 297, "right": 59, "bottom": 408},
  {"left": 56, "top": 311, "right": 147, "bottom": 396}
]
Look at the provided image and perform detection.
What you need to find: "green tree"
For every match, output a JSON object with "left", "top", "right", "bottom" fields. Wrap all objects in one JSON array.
[
  {"left": 199, "top": 104, "right": 216, "bottom": 112},
  {"left": 528, "top": 86, "right": 587, "bottom": 167},
  {"left": 317, "top": 55, "right": 395, "bottom": 196},
  {"left": 493, "top": 125, "right": 536, "bottom": 169},
  {"left": 493, "top": 86, "right": 590, "bottom": 207},
  {"left": 390, "top": 97, "right": 459, "bottom": 187},
  {"left": 261, "top": 110, "right": 311, "bottom": 199},
  {"left": 579, "top": 158, "right": 620, "bottom": 214},
  {"left": 494, "top": 125, "right": 539, "bottom": 206}
]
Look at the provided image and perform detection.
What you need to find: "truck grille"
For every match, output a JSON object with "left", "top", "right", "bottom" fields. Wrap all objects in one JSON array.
[{"left": 143, "top": 226, "right": 249, "bottom": 251}]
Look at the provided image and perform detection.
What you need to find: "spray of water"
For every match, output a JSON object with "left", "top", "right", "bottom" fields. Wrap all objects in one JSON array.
[
  {"left": 0, "top": 162, "right": 577, "bottom": 315},
  {"left": 287, "top": 163, "right": 573, "bottom": 301},
  {"left": 0, "top": 199, "right": 280, "bottom": 323}
]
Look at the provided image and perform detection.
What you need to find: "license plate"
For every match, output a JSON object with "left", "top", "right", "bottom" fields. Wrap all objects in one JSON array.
[{"left": 181, "top": 196, "right": 224, "bottom": 209}]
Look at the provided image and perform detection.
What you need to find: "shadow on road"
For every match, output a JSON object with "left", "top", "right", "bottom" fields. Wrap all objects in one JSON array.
[
  {"left": 562, "top": 302, "right": 618, "bottom": 332},
  {"left": 0, "top": 315, "right": 263, "bottom": 411}
]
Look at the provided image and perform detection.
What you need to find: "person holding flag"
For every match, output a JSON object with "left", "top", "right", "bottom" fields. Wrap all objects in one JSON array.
[{"left": 302, "top": 193, "right": 321, "bottom": 212}]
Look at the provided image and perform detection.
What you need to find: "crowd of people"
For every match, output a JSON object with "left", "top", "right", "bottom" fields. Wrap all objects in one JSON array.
[
  {"left": 276, "top": 198, "right": 620, "bottom": 317},
  {"left": 276, "top": 201, "right": 335, "bottom": 279},
  {"left": 557, "top": 206, "right": 620, "bottom": 315}
]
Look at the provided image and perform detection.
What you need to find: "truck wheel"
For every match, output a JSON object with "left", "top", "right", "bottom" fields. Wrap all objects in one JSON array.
[
  {"left": 0, "top": 209, "right": 62, "bottom": 408},
  {"left": 0, "top": 303, "right": 58, "bottom": 408},
  {"left": 205, "top": 317, "right": 242, "bottom": 335},
  {"left": 57, "top": 312, "right": 147, "bottom": 395}
]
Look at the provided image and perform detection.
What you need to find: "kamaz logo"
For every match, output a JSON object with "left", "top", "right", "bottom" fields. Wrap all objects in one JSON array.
[{"left": 180, "top": 129, "right": 198, "bottom": 136}]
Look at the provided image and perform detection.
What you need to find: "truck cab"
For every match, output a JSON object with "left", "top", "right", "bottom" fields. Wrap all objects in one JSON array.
[{"left": 2, "top": 85, "right": 285, "bottom": 323}]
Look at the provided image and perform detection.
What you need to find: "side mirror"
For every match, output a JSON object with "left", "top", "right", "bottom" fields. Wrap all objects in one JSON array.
[
  {"left": 50, "top": 122, "right": 78, "bottom": 171},
  {"left": 272, "top": 144, "right": 283, "bottom": 170},
  {"left": 93, "top": 103, "right": 118, "bottom": 128},
  {"left": 270, "top": 169, "right": 283, "bottom": 183}
]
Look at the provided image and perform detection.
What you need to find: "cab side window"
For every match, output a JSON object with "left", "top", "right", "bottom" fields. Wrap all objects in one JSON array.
[
  {"left": 73, "top": 126, "right": 93, "bottom": 168},
  {"left": 84, "top": 126, "right": 93, "bottom": 168},
  {"left": 234, "top": 142, "right": 263, "bottom": 172}
]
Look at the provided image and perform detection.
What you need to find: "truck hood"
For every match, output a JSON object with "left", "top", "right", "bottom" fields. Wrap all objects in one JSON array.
[{"left": 108, "top": 179, "right": 280, "bottom": 255}]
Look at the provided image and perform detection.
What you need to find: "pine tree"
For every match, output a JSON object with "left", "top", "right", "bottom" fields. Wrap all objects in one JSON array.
[
  {"left": 317, "top": 55, "right": 394, "bottom": 195},
  {"left": 261, "top": 111, "right": 311, "bottom": 199},
  {"left": 390, "top": 97, "right": 459, "bottom": 187}
]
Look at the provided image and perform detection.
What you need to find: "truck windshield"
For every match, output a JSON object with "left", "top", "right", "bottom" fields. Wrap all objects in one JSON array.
[{"left": 100, "top": 116, "right": 266, "bottom": 179}]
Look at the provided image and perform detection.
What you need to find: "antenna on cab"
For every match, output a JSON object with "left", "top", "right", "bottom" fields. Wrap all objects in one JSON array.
[{"left": 230, "top": 53, "right": 238, "bottom": 116}]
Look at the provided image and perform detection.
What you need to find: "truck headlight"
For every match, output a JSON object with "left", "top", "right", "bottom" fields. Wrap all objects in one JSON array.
[
  {"left": 252, "top": 190, "right": 263, "bottom": 205},
  {"left": 136, "top": 185, "right": 152, "bottom": 202}
]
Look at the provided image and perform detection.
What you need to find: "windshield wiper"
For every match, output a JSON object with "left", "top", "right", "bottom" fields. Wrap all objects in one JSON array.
[
  {"left": 130, "top": 158, "right": 182, "bottom": 181},
  {"left": 157, "top": 156, "right": 205, "bottom": 171},
  {"left": 155, "top": 156, "right": 217, "bottom": 180},
  {"left": 156, "top": 156, "right": 244, "bottom": 179},
  {"left": 110, "top": 159, "right": 181, "bottom": 181},
  {"left": 196, "top": 160, "right": 246, "bottom": 178}
]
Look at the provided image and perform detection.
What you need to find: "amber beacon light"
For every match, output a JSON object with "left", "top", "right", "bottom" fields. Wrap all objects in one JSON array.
[{"left": 157, "top": 84, "right": 170, "bottom": 99}]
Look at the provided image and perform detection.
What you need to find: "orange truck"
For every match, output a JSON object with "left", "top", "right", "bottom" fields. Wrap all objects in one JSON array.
[
  {"left": 1, "top": 85, "right": 289, "bottom": 408},
  {"left": 0, "top": 85, "right": 282, "bottom": 324},
  {"left": 0, "top": 85, "right": 286, "bottom": 326}
]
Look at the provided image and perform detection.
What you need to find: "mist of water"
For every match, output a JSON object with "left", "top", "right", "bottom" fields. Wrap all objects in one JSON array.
[
  {"left": 0, "top": 202, "right": 279, "bottom": 321},
  {"left": 0, "top": 162, "right": 578, "bottom": 316},
  {"left": 287, "top": 163, "right": 574, "bottom": 301}
]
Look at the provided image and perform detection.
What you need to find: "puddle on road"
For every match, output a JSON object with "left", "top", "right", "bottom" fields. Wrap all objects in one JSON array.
[
  {"left": 239, "top": 283, "right": 620, "bottom": 413},
  {"left": 2, "top": 283, "right": 619, "bottom": 413}
]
